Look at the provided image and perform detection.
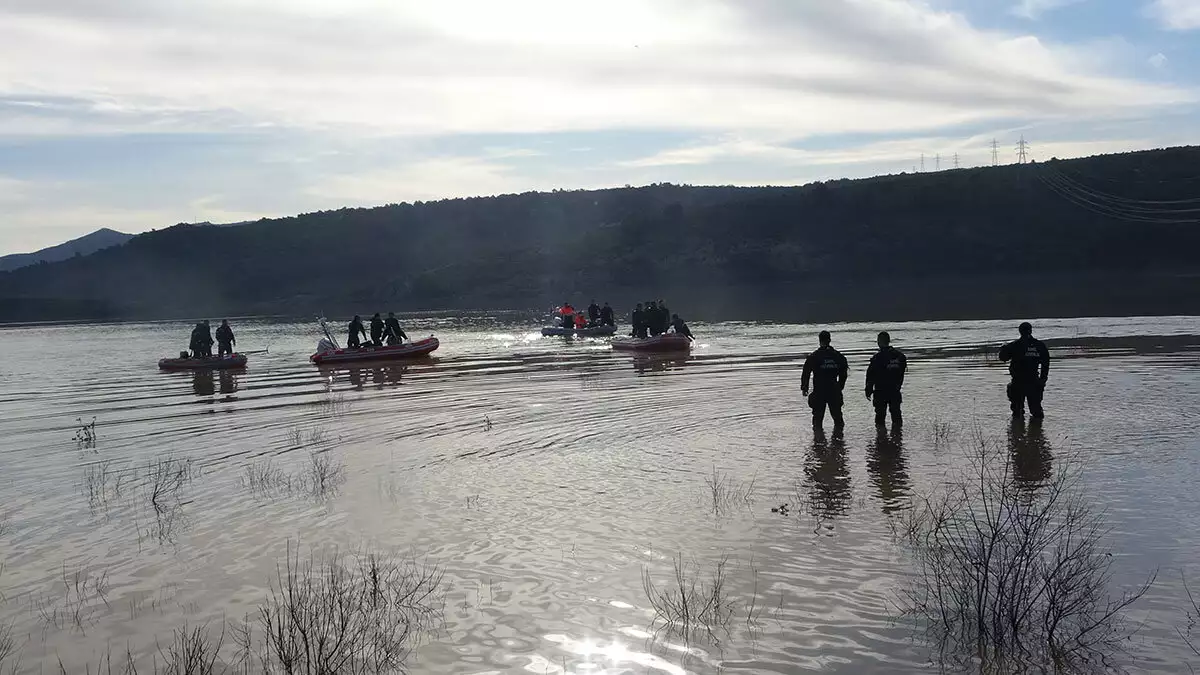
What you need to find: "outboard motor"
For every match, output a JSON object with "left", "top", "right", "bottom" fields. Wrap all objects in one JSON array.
[{"left": 316, "top": 337, "right": 337, "bottom": 354}]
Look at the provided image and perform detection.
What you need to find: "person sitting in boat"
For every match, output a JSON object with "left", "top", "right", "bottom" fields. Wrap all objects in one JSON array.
[
  {"left": 216, "top": 319, "right": 236, "bottom": 356},
  {"left": 587, "top": 300, "right": 600, "bottom": 327},
  {"left": 669, "top": 314, "right": 694, "bottom": 340},
  {"left": 631, "top": 303, "right": 647, "bottom": 338},
  {"left": 383, "top": 312, "right": 408, "bottom": 345},
  {"left": 347, "top": 315, "right": 367, "bottom": 349},
  {"left": 574, "top": 313, "right": 587, "bottom": 330},
  {"left": 600, "top": 302, "right": 615, "bottom": 326},
  {"left": 556, "top": 302, "right": 576, "bottom": 329},
  {"left": 369, "top": 313, "right": 385, "bottom": 347}
]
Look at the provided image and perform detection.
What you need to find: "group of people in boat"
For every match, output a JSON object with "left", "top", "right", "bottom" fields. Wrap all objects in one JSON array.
[
  {"left": 801, "top": 322, "right": 1050, "bottom": 432},
  {"left": 631, "top": 300, "right": 692, "bottom": 339},
  {"left": 557, "top": 301, "right": 616, "bottom": 329},
  {"left": 187, "top": 320, "right": 236, "bottom": 358},
  {"left": 347, "top": 312, "right": 409, "bottom": 349}
]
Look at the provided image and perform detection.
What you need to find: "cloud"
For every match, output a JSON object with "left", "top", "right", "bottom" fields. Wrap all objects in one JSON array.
[
  {"left": 1011, "top": 0, "right": 1086, "bottom": 19},
  {"left": 0, "top": 0, "right": 1190, "bottom": 140},
  {"left": 1146, "top": 0, "right": 1200, "bottom": 30},
  {"left": 1149, "top": 52, "right": 1170, "bottom": 68}
]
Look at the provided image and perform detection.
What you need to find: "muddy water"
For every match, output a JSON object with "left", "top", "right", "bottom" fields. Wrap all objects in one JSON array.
[{"left": 1, "top": 313, "right": 1199, "bottom": 674}]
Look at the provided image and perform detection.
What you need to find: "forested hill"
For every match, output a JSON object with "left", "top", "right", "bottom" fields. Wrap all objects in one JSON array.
[{"left": 3, "top": 146, "right": 1200, "bottom": 323}]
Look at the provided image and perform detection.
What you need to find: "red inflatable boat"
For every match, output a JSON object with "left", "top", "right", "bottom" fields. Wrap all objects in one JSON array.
[
  {"left": 310, "top": 337, "right": 440, "bottom": 365},
  {"left": 611, "top": 334, "right": 693, "bottom": 353}
]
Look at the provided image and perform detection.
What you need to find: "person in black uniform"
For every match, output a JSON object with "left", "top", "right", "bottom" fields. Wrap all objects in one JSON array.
[
  {"left": 669, "top": 314, "right": 693, "bottom": 339},
  {"left": 383, "top": 312, "right": 408, "bottom": 345},
  {"left": 369, "top": 313, "right": 384, "bottom": 347},
  {"left": 631, "top": 303, "right": 647, "bottom": 338},
  {"left": 998, "top": 322, "right": 1050, "bottom": 419},
  {"left": 865, "top": 331, "right": 907, "bottom": 428},
  {"left": 198, "top": 321, "right": 214, "bottom": 358},
  {"left": 215, "top": 319, "right": 236, "bottom": 356},
  {"left": 600, "top": 302, "right": 615, "bottom": 327},
  {"left": 347, "top": 315, "right": 367, "bottom": 349},
  {"left": 587, "top": 300, "right": 601, "bottom": 327},
  {"left": 801, "top": 330, "right": 849, "bottom": 432},
  {"left": 645, "top": 301, "right": 661, "bottom": 336},
  {"left": 188, "top": 322, "right": 203, "bottom": 358}
]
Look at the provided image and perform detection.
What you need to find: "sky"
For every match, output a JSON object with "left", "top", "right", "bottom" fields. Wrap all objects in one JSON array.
[{"left": 1, "top": 0, "right": 1198, "bottom": 255}]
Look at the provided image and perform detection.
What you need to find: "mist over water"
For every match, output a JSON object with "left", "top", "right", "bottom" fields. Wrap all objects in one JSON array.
[{"left": 1, "top": 313, "right": 1199, "bottom": 674}]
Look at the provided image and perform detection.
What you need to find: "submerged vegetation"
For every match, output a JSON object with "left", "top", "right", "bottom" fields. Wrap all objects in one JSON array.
[
  {"left": 897, "top": 429, "right": 1154, "bottom": 671},
  {"left": 73, "top": 417, "right": 97, "bottom": 450},
  {"left": 243, "top": 425, "right": 346, "bottom": 500},
  {"left": 641, "top": 554, "right": 762, "bottom": 645}
]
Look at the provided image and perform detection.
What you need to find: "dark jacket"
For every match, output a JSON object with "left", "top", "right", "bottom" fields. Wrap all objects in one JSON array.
[
  {"left": 802, "top": 346, "right": 849, "bottom": 393},
  {"left": 670, "top": 318, "right": 693, "bottom": 339},
  {"left": 865, "top": 347, "right": 907, "bottom": 395},
  {"left": 999, "top": 337, "right": 1050, "bottom": 382},
  {"left": 216, "top": 324, "right": 235, "bottom": 345},
  {"left": 383, "top": 317, "right": 407, "bottom": 343},
  {"left": 370, "top": 317, "right": 384, "bottom": 342},
  {"left": 587, "top": 304, "right": 600, "bottom": 323},
  {"left": 348, "top": 318, "right": 366, "bottom": 342},
  {"left": 600, "top": 306, "right": 614, "bottom": 325}
]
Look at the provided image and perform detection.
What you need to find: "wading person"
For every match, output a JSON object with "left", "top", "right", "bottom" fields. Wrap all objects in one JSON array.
[
  {"left": 999, "top": 321, "right": 1050, "bottom": 420},
  {"left": 801, "top": 330, "right": 849, "bottom": 432},
  {"left": 865, "top": 331, "right": 906, "bottom": 428},
  {"left": 216, "top": 319, "right": 236, "bottom": 357}
]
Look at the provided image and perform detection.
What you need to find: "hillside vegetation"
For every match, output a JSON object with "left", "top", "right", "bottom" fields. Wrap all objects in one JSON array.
[{"left": 2, "top": 147, "right": 1199, "bottom": 323}]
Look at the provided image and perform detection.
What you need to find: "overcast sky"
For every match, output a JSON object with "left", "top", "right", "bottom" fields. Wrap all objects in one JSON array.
[{"left": 1, "top": 0, "right": 1197, "bottom": 254}]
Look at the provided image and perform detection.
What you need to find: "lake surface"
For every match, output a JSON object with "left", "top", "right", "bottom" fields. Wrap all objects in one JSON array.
[{"left": 1, "top": 313, "right": 1199, "bottom": 674}]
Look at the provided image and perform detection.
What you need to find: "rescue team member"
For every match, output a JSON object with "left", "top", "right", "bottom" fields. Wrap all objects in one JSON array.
[
  {"left": 801, "top": 330, "right": 849, "bottom": 432},
  {"left": 865, "top": 331, "right": 906, "bottom": 428},
  {"left": 999, "top": 322, "right": 1050, "bottom": 420},
  {"left": 216, "top": 320, "right": 236, "bottom": 357},
  {"left": 347, "top": 315, "right": 367, "bottom": 349},
  {"left": 370, "top": 313, "right": 385, "bottom": 347},
  {"left": 669, "top": 314, "right": 693, "bottom": 340},
  {"left": 600, "top": 303, "right": 615, "bottom": 326},
  {"left": 383, "top": 312, "right": 408, "bottom": 345}
]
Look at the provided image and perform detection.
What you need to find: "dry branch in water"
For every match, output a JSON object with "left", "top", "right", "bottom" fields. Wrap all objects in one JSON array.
[{"left": 897, "top": 428, "right": 1154, "bottom": 672}]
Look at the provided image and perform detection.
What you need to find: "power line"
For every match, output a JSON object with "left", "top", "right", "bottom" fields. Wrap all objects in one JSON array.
[
  {"left": 1016, "top": 136, "right": 1030, "bottom": 164},
  {"left": 990, "top": 139, "right": 999, "bottom": 166}
]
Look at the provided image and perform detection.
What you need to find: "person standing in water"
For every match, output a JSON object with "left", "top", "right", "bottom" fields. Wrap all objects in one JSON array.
[
  {"left": 999, "top": 322, "right": 1050, "bottom": 420},
  {"left": 347, "top": 315, "right": 367, "bottom": 349},
  {"left": 383, "top": 312, "right": 408, "bottom": 345},
  {"left": 865, "top": 331, "right": 906, "bottom": 428},
  {"left": 801, "top": 330, "right": 849, "bottom": 432},
  {"left": 216, "top": 320, "right": 237, "bottom": 357}
]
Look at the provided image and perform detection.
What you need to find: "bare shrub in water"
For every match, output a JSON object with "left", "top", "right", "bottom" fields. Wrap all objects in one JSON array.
[
  {"left": 33, "top": 564, "right": 112, "bottom": 635},
  {"left": 73, "top": 417, "right": 97, "bottom": 450},
  {"left": 642, "top": 554, "right": 761, "bottom": 643},
  {"left": 898, "top": 429, "right": 1154, "bottom": 671},
  {"left": 703, "top": 466, "right": 757, "bottom": 516},
  {"left": 1180, "top": 574, "right": 1200, "bottom": 659},
  {"left": 147, "top": 458, "right": 195, "bottom": 513},
  {"left": 256, "top": 546, "right": 445, "bottom": 674}
]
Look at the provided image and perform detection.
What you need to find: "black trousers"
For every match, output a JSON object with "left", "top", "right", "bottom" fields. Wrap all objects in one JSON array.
[
  {"left": 808, "top": 389, "right": 844, "bottom": 429},
  {"left": 218, "top": 341, "right": 233, "bottom": 356},
  {"left": 873, "top": 390, "right": 903, "bottom": 427},
  {"left": 1008, "top": 380, "right": 1045, "bottom": 418}
]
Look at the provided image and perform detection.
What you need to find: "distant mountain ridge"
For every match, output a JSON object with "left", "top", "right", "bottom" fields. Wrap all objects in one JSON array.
[
  {"left": 0, "top": 228, "right": 132, "bottom": 272},
  {"left": 2, "top": 146, "right": 1200, "bottom": 323}
]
